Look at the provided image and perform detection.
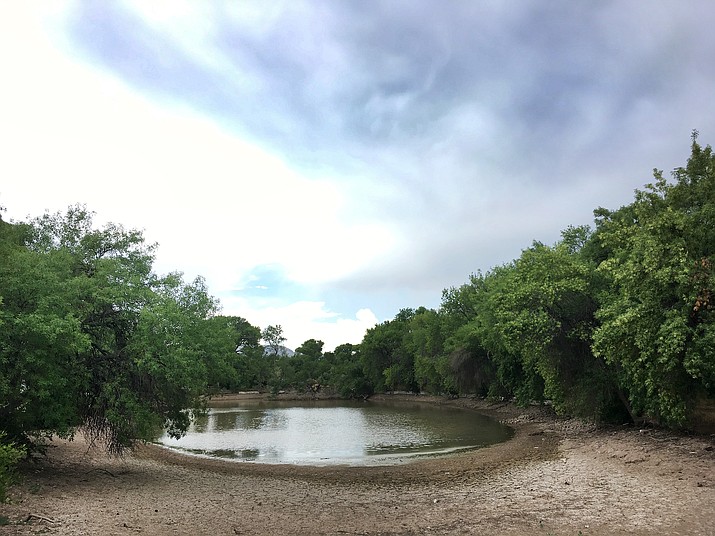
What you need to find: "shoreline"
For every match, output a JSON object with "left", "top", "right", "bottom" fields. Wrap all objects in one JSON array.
[{"left": 2, "top": 394, "right": 713, "bottom": 535}]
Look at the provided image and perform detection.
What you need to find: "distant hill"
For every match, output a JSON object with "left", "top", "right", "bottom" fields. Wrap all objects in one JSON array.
[{"left": 262, "top": 345, "right": 295, "bottom": 357}]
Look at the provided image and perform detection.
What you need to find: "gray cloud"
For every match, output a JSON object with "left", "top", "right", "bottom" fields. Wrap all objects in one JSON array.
[{"left": 66, "top": 0, "right": 715, "bottom": 319}]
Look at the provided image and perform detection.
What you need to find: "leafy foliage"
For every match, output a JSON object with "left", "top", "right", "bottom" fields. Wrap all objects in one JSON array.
[
  {"left": 360, "top": 309, "right": 417, "bottom": 393},
  {"left": 0, "top": 206, "right": 240, "bottom": 453},
  {"left": 0, "top": 432, "right": 25, "bottom": 503},
  {"left": 261, "top": 324, "right": 287, "bottom": 357},
  {"left": 592, "top": 134, "right": 715, "bottom": 425}
]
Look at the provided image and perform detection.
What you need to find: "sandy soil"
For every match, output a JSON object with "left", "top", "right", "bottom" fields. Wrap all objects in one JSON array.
[{"left": 1, "top": 395, "right": 713, "bottom": 535}]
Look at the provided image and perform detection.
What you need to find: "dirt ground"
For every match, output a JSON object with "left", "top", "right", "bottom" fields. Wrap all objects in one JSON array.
[{"left": 2, "top": 395, "right": 714, "bottom": 535}]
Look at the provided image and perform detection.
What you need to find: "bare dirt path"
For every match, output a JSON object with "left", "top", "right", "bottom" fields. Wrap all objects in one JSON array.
[{"left": 2, "top": 396, "right": 713, "bottom": 535}]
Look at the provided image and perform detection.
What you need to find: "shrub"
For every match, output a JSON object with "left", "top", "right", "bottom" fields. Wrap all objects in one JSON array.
[{"left": 0, "top": 433, "right": 26, "bottom": 503}]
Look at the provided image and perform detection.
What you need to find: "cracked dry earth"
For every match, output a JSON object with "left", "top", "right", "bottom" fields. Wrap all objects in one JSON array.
[{"left": 2, "top": 398, "right": 713, "bottom": 535}]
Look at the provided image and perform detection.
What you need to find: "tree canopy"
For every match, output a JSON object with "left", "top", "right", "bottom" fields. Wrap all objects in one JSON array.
[{"left": 0, "top": 206, "right": 253, "bottom": 452}]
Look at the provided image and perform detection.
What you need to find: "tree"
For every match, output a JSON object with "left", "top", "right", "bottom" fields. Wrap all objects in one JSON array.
[
  {"left": 592, "top": 134, "right": 715, "bottom": 426},
  {"left": 1, "top": 210, "right": 100, "bottom": 447},
  {"left": 360, "top": 309, "right": 417, "bottom": 393},
  {"left": 295, "top": 339, "right": 324, "bottom": 361},
  {"left": 406, "top": 308, "right": 446, "bottom": 394},
  {"left": 441, "top": 268, "right": 544, "bottom": 403},
  {"left": 490, "top": 234, "right": 627, "bottom": 418},
  {"left": 210, "top": 316, "right": 264, "bottom": 391},
  {"left": 261, "top": 324, "right": 287, "bottom": 356},
  {"left": 0, "top": 206, "right": 233, "bottom": 453},
  {"left": 325, "top": 344, "right": 371, "bottom": 397},
  {"left": 293, "top": 339, "right": 327, "bottom": 390}
]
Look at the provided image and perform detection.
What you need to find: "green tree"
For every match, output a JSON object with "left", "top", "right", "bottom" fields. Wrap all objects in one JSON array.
[
  {"left": 441, "top": 268, "right": 543, "bottom": 403},
  {"left": 440, "top": 277, "right": 500, "bottom": 397},
  {"left": 360, "top": 309, "right": 417, "bottom": 392},
  {"left": 292, "top": 339, "right": 327, "bottom": 390},
  {"left": 325, "top": 344, "right": 371, "bottom": 397},
  {"left": 0, "top": 206, "right": 232, "bottom": 452},
  {"left": 489, "top": 234, "right": 626, "bottom": 418},
  {"left": 122, "top": 273, "right": 220, "bottom": 445},
  {"left": 593, "top": 134, "right": 715, "bottom": 426},
  {"left": 295, "top": 338, "right": 324, "bottom": 361},
  {"left": 0, "top": 212, "right": 95, "bottom": 446},
  {"left": 405, "top": 308, "right": 447, "bottom": 394},
  {"left": 213, "top": 316, "right": 264, "bottom": 390},
  {"left": 261, "top": 324, "right": 287, "bottom": 356}
]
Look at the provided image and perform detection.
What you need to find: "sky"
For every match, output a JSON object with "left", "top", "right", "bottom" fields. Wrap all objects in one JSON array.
[{"left": 2, "top": 1, "right": 715, "bottom": 351}]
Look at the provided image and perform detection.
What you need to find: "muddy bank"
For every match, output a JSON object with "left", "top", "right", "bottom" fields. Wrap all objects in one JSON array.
[{"left": 2, "top": 395, "right": 713, "bottom": 535}]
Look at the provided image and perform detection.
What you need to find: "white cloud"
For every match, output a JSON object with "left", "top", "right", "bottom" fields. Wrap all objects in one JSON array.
[
  {"left": 218, "top": 296, "right": 378, "bottom": 352},
  {"left": 0, "top": 45, "right": 394, "bottom": 289}
]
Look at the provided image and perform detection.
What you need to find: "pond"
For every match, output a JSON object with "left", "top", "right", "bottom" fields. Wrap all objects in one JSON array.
[{"left": 159, "top": 399, "right": 513, "bottom": 466}]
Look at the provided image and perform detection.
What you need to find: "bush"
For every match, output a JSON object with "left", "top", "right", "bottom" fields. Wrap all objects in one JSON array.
[{"left": 0, "top": 433, "right": 26, "bottom": 503}]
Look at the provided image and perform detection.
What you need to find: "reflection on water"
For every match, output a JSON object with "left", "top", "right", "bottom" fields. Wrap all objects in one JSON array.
[{"left": 161, "top": 400, "right": 512, "bottom": 466}]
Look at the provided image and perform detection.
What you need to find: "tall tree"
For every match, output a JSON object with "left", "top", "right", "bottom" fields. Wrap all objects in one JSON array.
[
  {"left": 0, "top": 206, "right": 231, "bottom": 452},
  {"left": 487, "top": 234, "right": 625, "bottom": 418},
  {"left": 593, "top": 134, "right": 715, "bottom": 426},
  {"left": 261, "top": 324, "right": 287, "bottom": 356},
  {"left": 324, "top": 344, "right": 371, "bottom": 397},
  {"left": 360, "top": 309, "right": 417, "bottom": 392},
  {"left": 292, "top": 339, "right": 326, "bottom": 390},
  {"left": 407, "top": 308, "right": 447, "bottom": 394}
]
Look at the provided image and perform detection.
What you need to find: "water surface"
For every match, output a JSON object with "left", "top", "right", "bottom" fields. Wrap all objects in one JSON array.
[{"left": 160, "top": 399, "right": 512, "bottom": 466}]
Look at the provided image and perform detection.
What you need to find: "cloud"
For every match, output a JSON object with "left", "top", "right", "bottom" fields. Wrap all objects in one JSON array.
[
  {"left": 3, "top": 1, "right": 715, "bottom": 348},
  {"left": 219, "top": 295, "right": 378, "bottom": 352},
  {"left": 0, "top": 1, "right": 392, "bottom": 346}
]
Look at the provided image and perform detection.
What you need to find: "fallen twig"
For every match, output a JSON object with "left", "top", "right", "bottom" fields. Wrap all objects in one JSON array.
[
  {"left": 84, "top": 467, "right": 117, "bottom": 478},
  {"left": 26, "top": 513, "right": 58, "bottom": 524}
]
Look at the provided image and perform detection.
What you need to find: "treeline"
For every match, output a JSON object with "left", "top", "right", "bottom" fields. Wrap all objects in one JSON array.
[
  {"left": 261, "top": 135, "right": 715, "bottom": 430},
  {"left": 1, "top": 136, "right": 713, "bottom": 473}
]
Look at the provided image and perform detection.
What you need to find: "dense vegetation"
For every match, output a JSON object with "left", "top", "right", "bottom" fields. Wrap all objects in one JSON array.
[{"left": 1, "top": 135, "right": 713, "bottom": 495}]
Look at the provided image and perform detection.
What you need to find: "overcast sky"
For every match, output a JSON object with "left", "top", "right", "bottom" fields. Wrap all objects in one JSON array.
[{"left": 2, "top": 1, "right": 714, "bottom": 351}]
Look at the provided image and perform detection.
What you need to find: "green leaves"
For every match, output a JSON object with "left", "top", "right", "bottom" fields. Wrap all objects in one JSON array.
[
  {"left": 0, "top": 432, "right": 25, "bottom": 503},
  {"left": 593, "top": 135, "right": 715, "bottom": 426},
  {"left": 0, "top": 206, "right": 238, "bottom": 453}
]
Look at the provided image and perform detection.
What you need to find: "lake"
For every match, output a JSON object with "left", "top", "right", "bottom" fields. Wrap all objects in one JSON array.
[{"left": 159, "top": 399, "right": 513, "bottom": 466}]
